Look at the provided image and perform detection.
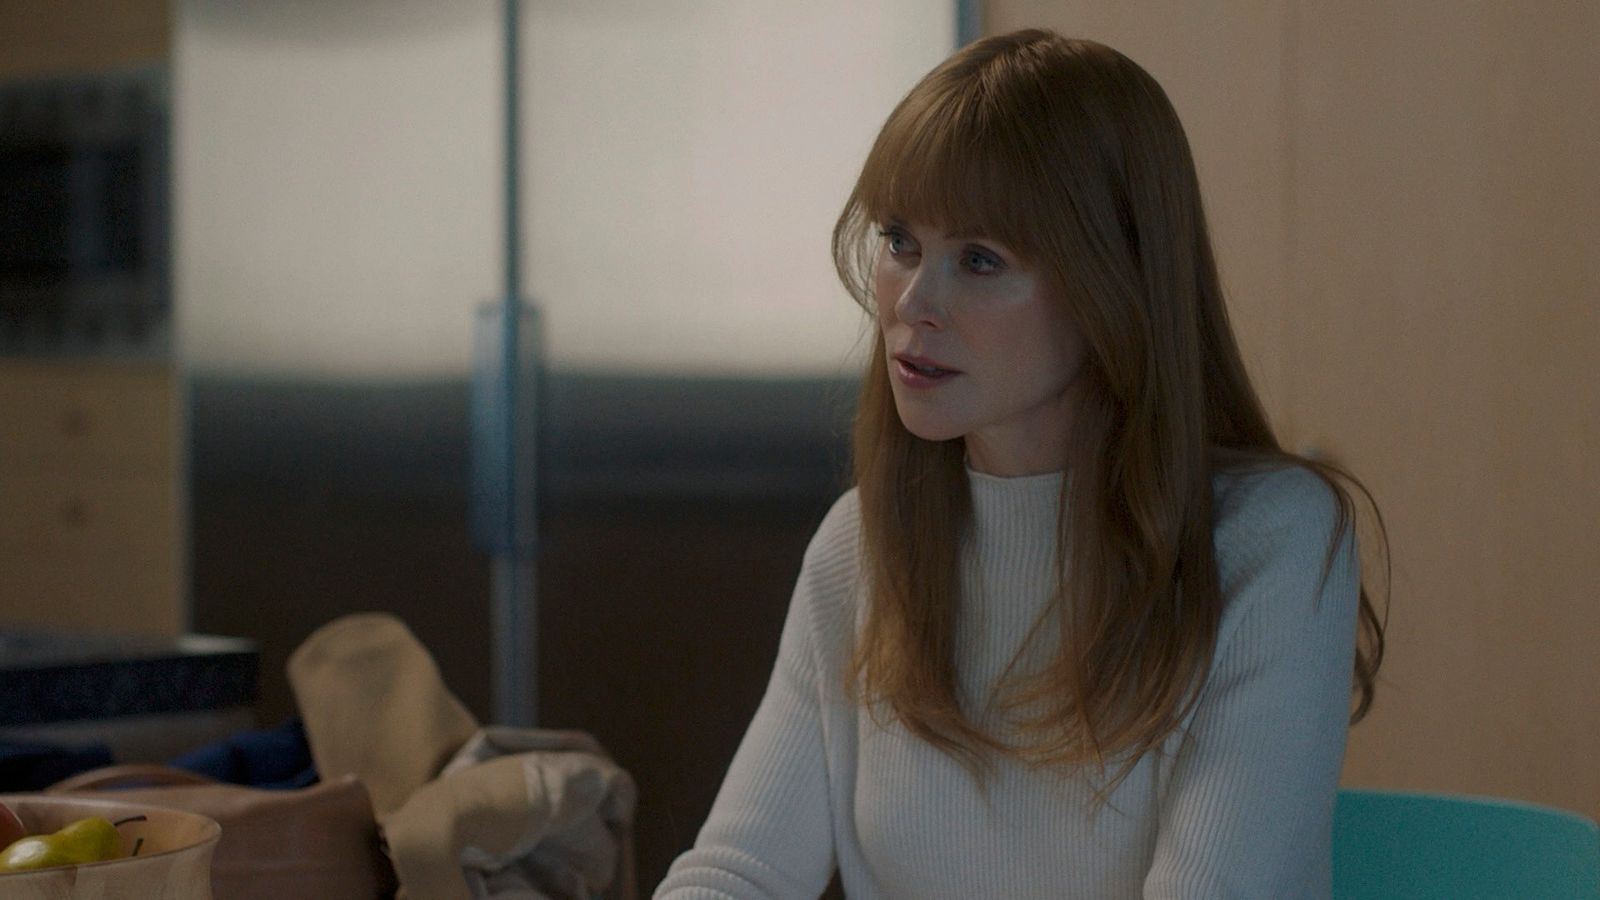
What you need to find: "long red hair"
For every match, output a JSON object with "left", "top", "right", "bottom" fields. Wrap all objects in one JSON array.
[{"left": 832, "top": 29, "right": 1387, "bottom": 782}]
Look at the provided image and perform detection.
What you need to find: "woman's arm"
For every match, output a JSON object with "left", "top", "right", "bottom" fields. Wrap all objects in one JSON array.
[{"left": 1144, "top": 467, "right": 1362, "bottom": 899}]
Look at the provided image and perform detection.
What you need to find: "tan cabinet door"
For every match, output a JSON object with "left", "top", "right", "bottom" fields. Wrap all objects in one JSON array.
[{"left": 0, "top": 361, "right": 182, "bottom": 636}]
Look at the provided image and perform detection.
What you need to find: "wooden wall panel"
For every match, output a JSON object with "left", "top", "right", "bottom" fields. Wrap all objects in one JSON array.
[
  {"left": 1289, "top": 2, "right": 1600, "bottom": 815},
  {"left": 989, "top": 0, "right": 1600, "bottom": 818}
]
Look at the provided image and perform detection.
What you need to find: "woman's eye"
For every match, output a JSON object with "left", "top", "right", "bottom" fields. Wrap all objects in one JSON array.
[
  {"left": 878, "top": 228, "right": 916, "bottom": 257},
  {"left": 964, "top": 249, "right": 1002, "bottom": 274}
]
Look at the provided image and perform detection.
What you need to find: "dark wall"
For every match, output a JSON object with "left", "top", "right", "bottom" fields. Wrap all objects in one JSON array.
[{"left": 189, "top": 371, "right": 856, "bottom": 891}]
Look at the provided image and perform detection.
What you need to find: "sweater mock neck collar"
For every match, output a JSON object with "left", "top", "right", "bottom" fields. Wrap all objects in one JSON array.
[
  {"left": 966, "top": 466, "right": 1065, "bottom": 519},
  {"left": 964, "top": 466, "right": 1065, "bottom": 561}
]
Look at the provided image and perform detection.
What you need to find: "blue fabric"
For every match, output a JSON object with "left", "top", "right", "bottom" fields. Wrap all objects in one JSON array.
[
  {"left": 168, "top": 717, "right": 317, "bottom": 789},
  {"left": 0, "top": 740, "right": 114, "bottom": 792}
]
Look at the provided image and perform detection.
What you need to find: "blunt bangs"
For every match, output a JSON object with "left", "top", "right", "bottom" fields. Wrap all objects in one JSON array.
[{"left": 834, "top": 67, "right": 1063, "bottom": 310}]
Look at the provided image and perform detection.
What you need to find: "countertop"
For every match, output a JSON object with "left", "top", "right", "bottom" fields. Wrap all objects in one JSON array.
[{"left": 0, "top": 629, "right": 257, "bottom": 727}]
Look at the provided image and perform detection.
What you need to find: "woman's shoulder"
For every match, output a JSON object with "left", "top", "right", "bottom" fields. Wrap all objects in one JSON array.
[
  {"left": 786, "top": 488, "right": 866, "bottom": 647},
  {"left": 1205, "top": 459, "right": 1362, "bottom": 668},
  {"left": 795, "top": 487, "right": 865, "bottom": 594},
  {"left": 1209, "top": 460, "right": 1351, "bottom": 585},
  {"left": 1212, "top": 460, "right": 1342, "bottom": 537},
  {"left": 813, "top": 486, "right": 863, "bottom": 543}
]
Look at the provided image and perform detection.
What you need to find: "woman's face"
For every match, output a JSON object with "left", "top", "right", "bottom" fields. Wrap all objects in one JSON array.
[{"left": 873, "top": 219, "right": 1087, "bottom": 477}]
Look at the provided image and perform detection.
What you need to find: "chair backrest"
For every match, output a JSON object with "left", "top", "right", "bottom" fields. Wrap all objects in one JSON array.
[{"left": 1333, "top": 788, "right": 1600, "bottom": 900}]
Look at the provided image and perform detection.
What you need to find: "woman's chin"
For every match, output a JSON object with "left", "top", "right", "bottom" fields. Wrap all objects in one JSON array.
[{"left": 895, "top": 413, "right": 966, "bottom": 445}]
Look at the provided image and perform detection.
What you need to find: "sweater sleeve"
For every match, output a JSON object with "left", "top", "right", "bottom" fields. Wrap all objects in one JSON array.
[
  {"left": 1144, "top": 467, "right": 1362, "bottom": 900},
  {"left": 654, "top": 500, "right": 853, "bottom": 900}
]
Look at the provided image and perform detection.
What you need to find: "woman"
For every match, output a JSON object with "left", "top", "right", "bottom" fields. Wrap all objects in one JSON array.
[{"left": 657, "top": 28, "right": 1385, "bottom": 899}]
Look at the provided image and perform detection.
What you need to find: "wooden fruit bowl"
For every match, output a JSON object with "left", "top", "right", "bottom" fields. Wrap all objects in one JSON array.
[{"left": 0, "top": 794, "right": 220, "bottom": 900}]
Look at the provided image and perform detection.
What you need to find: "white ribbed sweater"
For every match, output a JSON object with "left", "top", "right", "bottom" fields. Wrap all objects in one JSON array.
[{"left": 657, "top": 466, "right": 1359, "bottom": 899}]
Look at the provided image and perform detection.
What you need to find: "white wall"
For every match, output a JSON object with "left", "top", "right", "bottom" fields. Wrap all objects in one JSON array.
[{"left": 176, "top": 0, "right": 953, "bottom": 379}]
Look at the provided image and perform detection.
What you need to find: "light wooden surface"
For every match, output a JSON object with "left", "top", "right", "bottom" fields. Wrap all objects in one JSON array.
[
  {"left": 0, "top": 794, "right": 218, "bottom": 899},
  {"left": 0, "top": 359, "right": 183, "bottom": 635},
  {"left": 987, "top": 1, "right": 1600, "bottom": 820},
  {"left": 1285, "top": 1, "right": 1600, "bottom": 814},
  {"left": 0, "top": 0, "right": 169, "bottom": 78}
]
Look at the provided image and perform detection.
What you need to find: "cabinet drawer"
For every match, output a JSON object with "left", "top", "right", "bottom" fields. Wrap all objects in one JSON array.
[
  {"left": 0, "top": 360, "right": 174, "bottom": 473},
  {"left": 0, "top": 470, "right": 180, "bottom": 635}
]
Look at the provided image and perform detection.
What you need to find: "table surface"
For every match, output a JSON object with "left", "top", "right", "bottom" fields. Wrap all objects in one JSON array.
[
  {"left": 0, "top": 629, "right": 258, "bottom": 727},
  {"left": 0, "top": 630, "right": 254, "bottom": 670}
]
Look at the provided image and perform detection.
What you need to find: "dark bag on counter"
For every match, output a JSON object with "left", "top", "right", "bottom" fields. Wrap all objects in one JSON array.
[{"left": 49, "top": 763, "right": 396, "bottom": 899}]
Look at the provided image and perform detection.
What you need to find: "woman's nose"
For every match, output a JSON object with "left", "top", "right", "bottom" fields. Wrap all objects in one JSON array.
[{"left": 893, "top": 265, "right": 947, "bottom": 327}]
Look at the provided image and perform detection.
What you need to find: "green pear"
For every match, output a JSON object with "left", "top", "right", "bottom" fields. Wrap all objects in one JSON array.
[{"left": 0, "top": 816, "right": 123, "bottom": 872}]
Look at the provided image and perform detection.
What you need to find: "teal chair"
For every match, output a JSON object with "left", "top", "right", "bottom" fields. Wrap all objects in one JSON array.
[{"left": 1333, "top": 788, "right": 1600, "bottom": 899}]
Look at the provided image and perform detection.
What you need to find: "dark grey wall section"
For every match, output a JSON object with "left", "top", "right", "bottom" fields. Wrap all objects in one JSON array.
[
  {"left": 188, "top": 376, "right": 490, "bottom": 719},
  {"left": 541, "top": 373, "right": 858, "bottom": 500},
  {"left": 189, "top": 371, "right": 857, "bottom": 891},
  {"left": 191, "top": 373, "right": 857, "bottom": 504}
]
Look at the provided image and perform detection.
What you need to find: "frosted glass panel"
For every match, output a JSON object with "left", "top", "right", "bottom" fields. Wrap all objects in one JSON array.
[
  {"left": 174, "top": 1, "right": 950, "bottom": 379},
  {"left": 174, "top": 0, "right": 501, "bottom": 379},
  {"left": 522, "top": 2, "right": 952, "bottom": 376}
]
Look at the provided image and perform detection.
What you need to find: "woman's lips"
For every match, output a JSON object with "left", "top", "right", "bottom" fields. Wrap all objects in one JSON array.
[{"left": 893, "top": 354, "right": 960, "bottom": 388}]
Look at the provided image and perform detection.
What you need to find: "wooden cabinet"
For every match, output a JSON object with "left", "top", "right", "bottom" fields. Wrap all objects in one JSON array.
[
  {"left": 0, "top": 359, "right": 183, "bottom": 635},
  {"left": 0, "top": 0, "right": 180, "bottom": 635},
  {"left": 0, "top": 0, "right": 169, "bottom": 79}
]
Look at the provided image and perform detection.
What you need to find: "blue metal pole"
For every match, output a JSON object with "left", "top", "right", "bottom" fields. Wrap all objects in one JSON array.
[
  {"left": 504, "top": 0, "right": 522, "bottom": 307},
  {"left": 490, "top": 0, "right": 537, "bottom": 728},
  {"left": 956, "top": 0, "right": 982, "bottom": 47}
]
